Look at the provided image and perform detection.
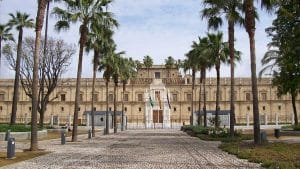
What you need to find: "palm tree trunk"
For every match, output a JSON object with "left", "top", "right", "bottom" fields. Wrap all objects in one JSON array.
[
  {"left": 291, "top": 93, "right": 298, "bottom": 125},
  {"left": 191, "top": 70, "right": 195, "bottom": 125},
  {"left": 198, "top": 80, "right": 202, "bottom": 126},
  {"left": 31, "top": 0, "right": 47, "bottom": 151},
  {"left": 113, "top": 82, "right": 117, "bottom": 133},
  {"left": 229, "top": 20, "right": 235, "bottom": 136},
  {"left": 105, "top": 81, "right": 109, "bottom": 134},
  {"left": 215, "top": 64, "right": 220, "bottom": 128},
  {"left": 91, "top": 59, "right": 97, "bottom": 137},
  {"left": 245, "top": 0, "right": 261, "bottom": 145},
  {"left": 203, "top": 70, "right": 207, "bottom": 127},
  {"left": 10, "top": 27, "right": 23, "bottom": 125},
  {"left": 72, "top": 24, "right": 87, "bottom": 142},
  {"left": 121, "top": 82, "right": 125, "bottom": 131}
]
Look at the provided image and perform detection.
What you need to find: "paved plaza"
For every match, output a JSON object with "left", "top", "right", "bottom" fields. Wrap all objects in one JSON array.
[{"left": 1, "top": 129, "right": 262, "bottom": 169}]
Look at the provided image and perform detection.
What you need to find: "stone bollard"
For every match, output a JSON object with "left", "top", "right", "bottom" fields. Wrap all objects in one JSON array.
[
  {"left": 61, "top": 130, "right": 66, "bottom": 145},
  {"left": 5, "top": 130, "right": 11, "bottom": 141},
  {"left": 7, "top": 138, "right": 15, "bottom": 159},
  {"left": 88, "top": 129, "right": 92, "bottom": 139}
]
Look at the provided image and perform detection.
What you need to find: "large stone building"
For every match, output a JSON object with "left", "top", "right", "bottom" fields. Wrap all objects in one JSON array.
[{"left": 0, "top": 65, "right": 299, "bottom": 127}]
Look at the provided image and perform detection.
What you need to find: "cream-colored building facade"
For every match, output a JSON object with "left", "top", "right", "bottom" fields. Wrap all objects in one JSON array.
[{"left": 0, "top": 65, "right": 299, "bottom": 126}]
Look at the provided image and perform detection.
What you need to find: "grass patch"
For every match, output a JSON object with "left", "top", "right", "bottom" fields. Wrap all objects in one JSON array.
[
  {"left": 0, "top": 124, "right": 32, "bottom": 132},
  {"left": 0, "top": 151, "right": 49, "bottom": 167},
  {"left": 220, "top": 142, "right": 300, "bottom": 169}
]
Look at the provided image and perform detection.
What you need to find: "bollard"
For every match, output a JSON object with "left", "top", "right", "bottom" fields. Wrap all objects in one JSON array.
[
  {"left": 5, "top": 130, "right": 11, "bottom": 141},
  {"left": 61, "top": 130, "right": 66, "bottom": 145},
  {"left": 7, "top": 138, "right": 15, "bottom": 159},
  {"left": 274, "top": 129, "right": 280, "bottom": 139},
  {"left": 88, "top": 129, "right": 92, "bottom": 139}
]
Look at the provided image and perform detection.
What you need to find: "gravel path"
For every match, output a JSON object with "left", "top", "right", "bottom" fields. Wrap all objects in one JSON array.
[{"left": 1, "top": 129, "right": 262, "bottom": 169}]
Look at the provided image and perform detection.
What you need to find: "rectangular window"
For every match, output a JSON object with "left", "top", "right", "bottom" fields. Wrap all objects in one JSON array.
[
  {"left": 278, "top": 105, "right": 281, "bottom": 110},
  {"left": 0, "top": 94, "right": 4, "bottom": 101},
  {"left": 0, "top": 106, "right": 2, "bottom": 111},
  {"left": 139, "top": 107, "right": 142, "bottom": 112},
  {"left": 61, "top": 94, "right": 66, "bottom": 102},
  {"left": 80, "top": 94, "right": 83, "bottom": 101},
  {"left": 155, "top": 72, "right": 161, "bottom": 79},
  {"left": 61, "top": 107, "right": 64, "bottom": 111},
  {"left": 29, "top": 107, "right": 32, "bottom": 111},
  {"left": 124, "top": 94, "right": 129, "bottom": 102},
  {"left": 78, "top": 107, "right": 81, "bottom": 111},
  {"left": 261, "top": 93, "right": 267, "bottom": 101},
  {"left": 188, "top": 107, "right": 191, "bottom": 111},
  {"left": 262, "top": 106, "right": 265, "bottom": 111},
  {"left": 124, "top": 107, "right": 127, "bottom": 111},
  {"left": 109, "top": 94, "right": 113, "bottom": 102},
  {"left": 109, "top": 107, "right": 112, "bottom": 111},
  {"left": 174, "top": 107, "right": 176, "bottom": 112},
  {"left": 172, "top": 93, "right": 178, "bottom": 102},
  {"left": 93, "top": 94, "right": 98, "bottom": 101},
  {"left": 93, "top": 107, "right": 96, "bottom": 111},
  {"left": 245, "top": 92, "right": 251, "bottom": 101},
  {"left": 138, "top": 94, "right": 143, "bottom": 102},
  {"left": 186, "top": 93, "right": 192, "bottom": 101}
]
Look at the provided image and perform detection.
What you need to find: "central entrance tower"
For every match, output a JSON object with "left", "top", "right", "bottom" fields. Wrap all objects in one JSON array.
[{"left": 145, "top": 79, "right": 171, "bottom": 128}]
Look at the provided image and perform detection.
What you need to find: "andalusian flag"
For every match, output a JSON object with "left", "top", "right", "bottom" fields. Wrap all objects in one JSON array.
[{"left": 149, "top": 96, "right": 154, "bottom": 107}]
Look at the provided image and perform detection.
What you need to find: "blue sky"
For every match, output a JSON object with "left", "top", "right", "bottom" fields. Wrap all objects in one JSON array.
[{"left": 0, "top": 0, "right": 274, "bottom": 78}]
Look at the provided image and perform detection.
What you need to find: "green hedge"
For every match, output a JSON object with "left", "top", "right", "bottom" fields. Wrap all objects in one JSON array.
[{"left": 0, "top": 124, "right": 44, "bottom": 132}]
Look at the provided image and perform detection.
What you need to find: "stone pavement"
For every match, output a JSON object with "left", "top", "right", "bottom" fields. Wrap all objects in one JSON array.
[{"left": 1, "top": 129, "right": 262, "bottom": 169}]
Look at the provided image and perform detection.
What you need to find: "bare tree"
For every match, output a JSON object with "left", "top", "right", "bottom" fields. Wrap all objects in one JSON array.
[{"left": 3, "top": 37, "right": 75, "bottom": 127}]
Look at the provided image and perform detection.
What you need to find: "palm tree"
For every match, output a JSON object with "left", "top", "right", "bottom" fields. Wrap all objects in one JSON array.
[
  {"left": 31, "top": 0, "right": 48, "bottom": 151},
  {"left": 243, "top": 0, "right": 276, "bottom": 145},
  {"left": 182, "top": 52, "right": 198, "bottom": 125},
  {"left": 53, "top": 0, "right": 117, "bottom": 141},
  {"left": 201, "top": 0, "right": 244, "bottom": 136},
  {"left": 0, "top": 24, "right": 14, "bottom": 69},
  {"left": 99, "top": 55, "right": 114, "bottom": 135},
  {"left": 190, "top": 37, "right": 212, "bottom": 126},
  {"left": 8, "top": 12, "right": 34, "bottom": 125},
  {"left": 108, "top": 49, "right": 124, "bottom": 134},
  {"left": 165, "top": 56, "right": 175, "bottom": 78},
  {"left": 206, "top": 32, "right": 230, "bottom": 128},
  {"left": 143, "top": 55, "right": 153, "bottom": 78},
  {"left": 86, "top": 20, "right": 115, "bottom": 137},
  {"left": 119, "top": 57, "right": 136, "bottom": 131}
]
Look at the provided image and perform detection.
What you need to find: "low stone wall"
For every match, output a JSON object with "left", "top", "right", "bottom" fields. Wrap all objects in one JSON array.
[{"left": 0, "top": 130, "right": 47, "bottom": 141}]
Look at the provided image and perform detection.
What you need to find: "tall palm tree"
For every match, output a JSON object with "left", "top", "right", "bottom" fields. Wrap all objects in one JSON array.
[
  {"left": 165, "top": 56, "right": 175, "bottom": 78},
  {"left": 0, "top": 24, "right": 14, "bottom": 69},
  {"left": 99, "top": 55, "right": 114, "bottom": 135},
  {"left": 201, "top": 0, "right": 244, "bottom": 136},
  {"left": 190, "top": 37, "right": 212, "bottom": 126},
  {"left": 86, "top": 20, "right": 115, "bottom": 137},
  {"left": 143, "top": 55, "right": 153, "bottom": 78},
  {"left": 107, "top": 49, "right": 124, "bottom": 134},
  {"left": 243, "top": 0, "right": 276, "bottom": 145},
  {"left": 206, "top": 32, "right": 230, "bottom": 128},
  {"left": 182, "top": 53, "right": 198, "bottom": 125},
  {"left": 8, "top": 12, "right": 34, "bottom": 125},
  {"left": 53, "top": 0, "right": 117, "bottom": 141},
  {"left": 31, "top": 0, "right": 48, "bottom": 151},
  {"left": 119, "top": 57, "right": 136, "bottom": 131}
]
